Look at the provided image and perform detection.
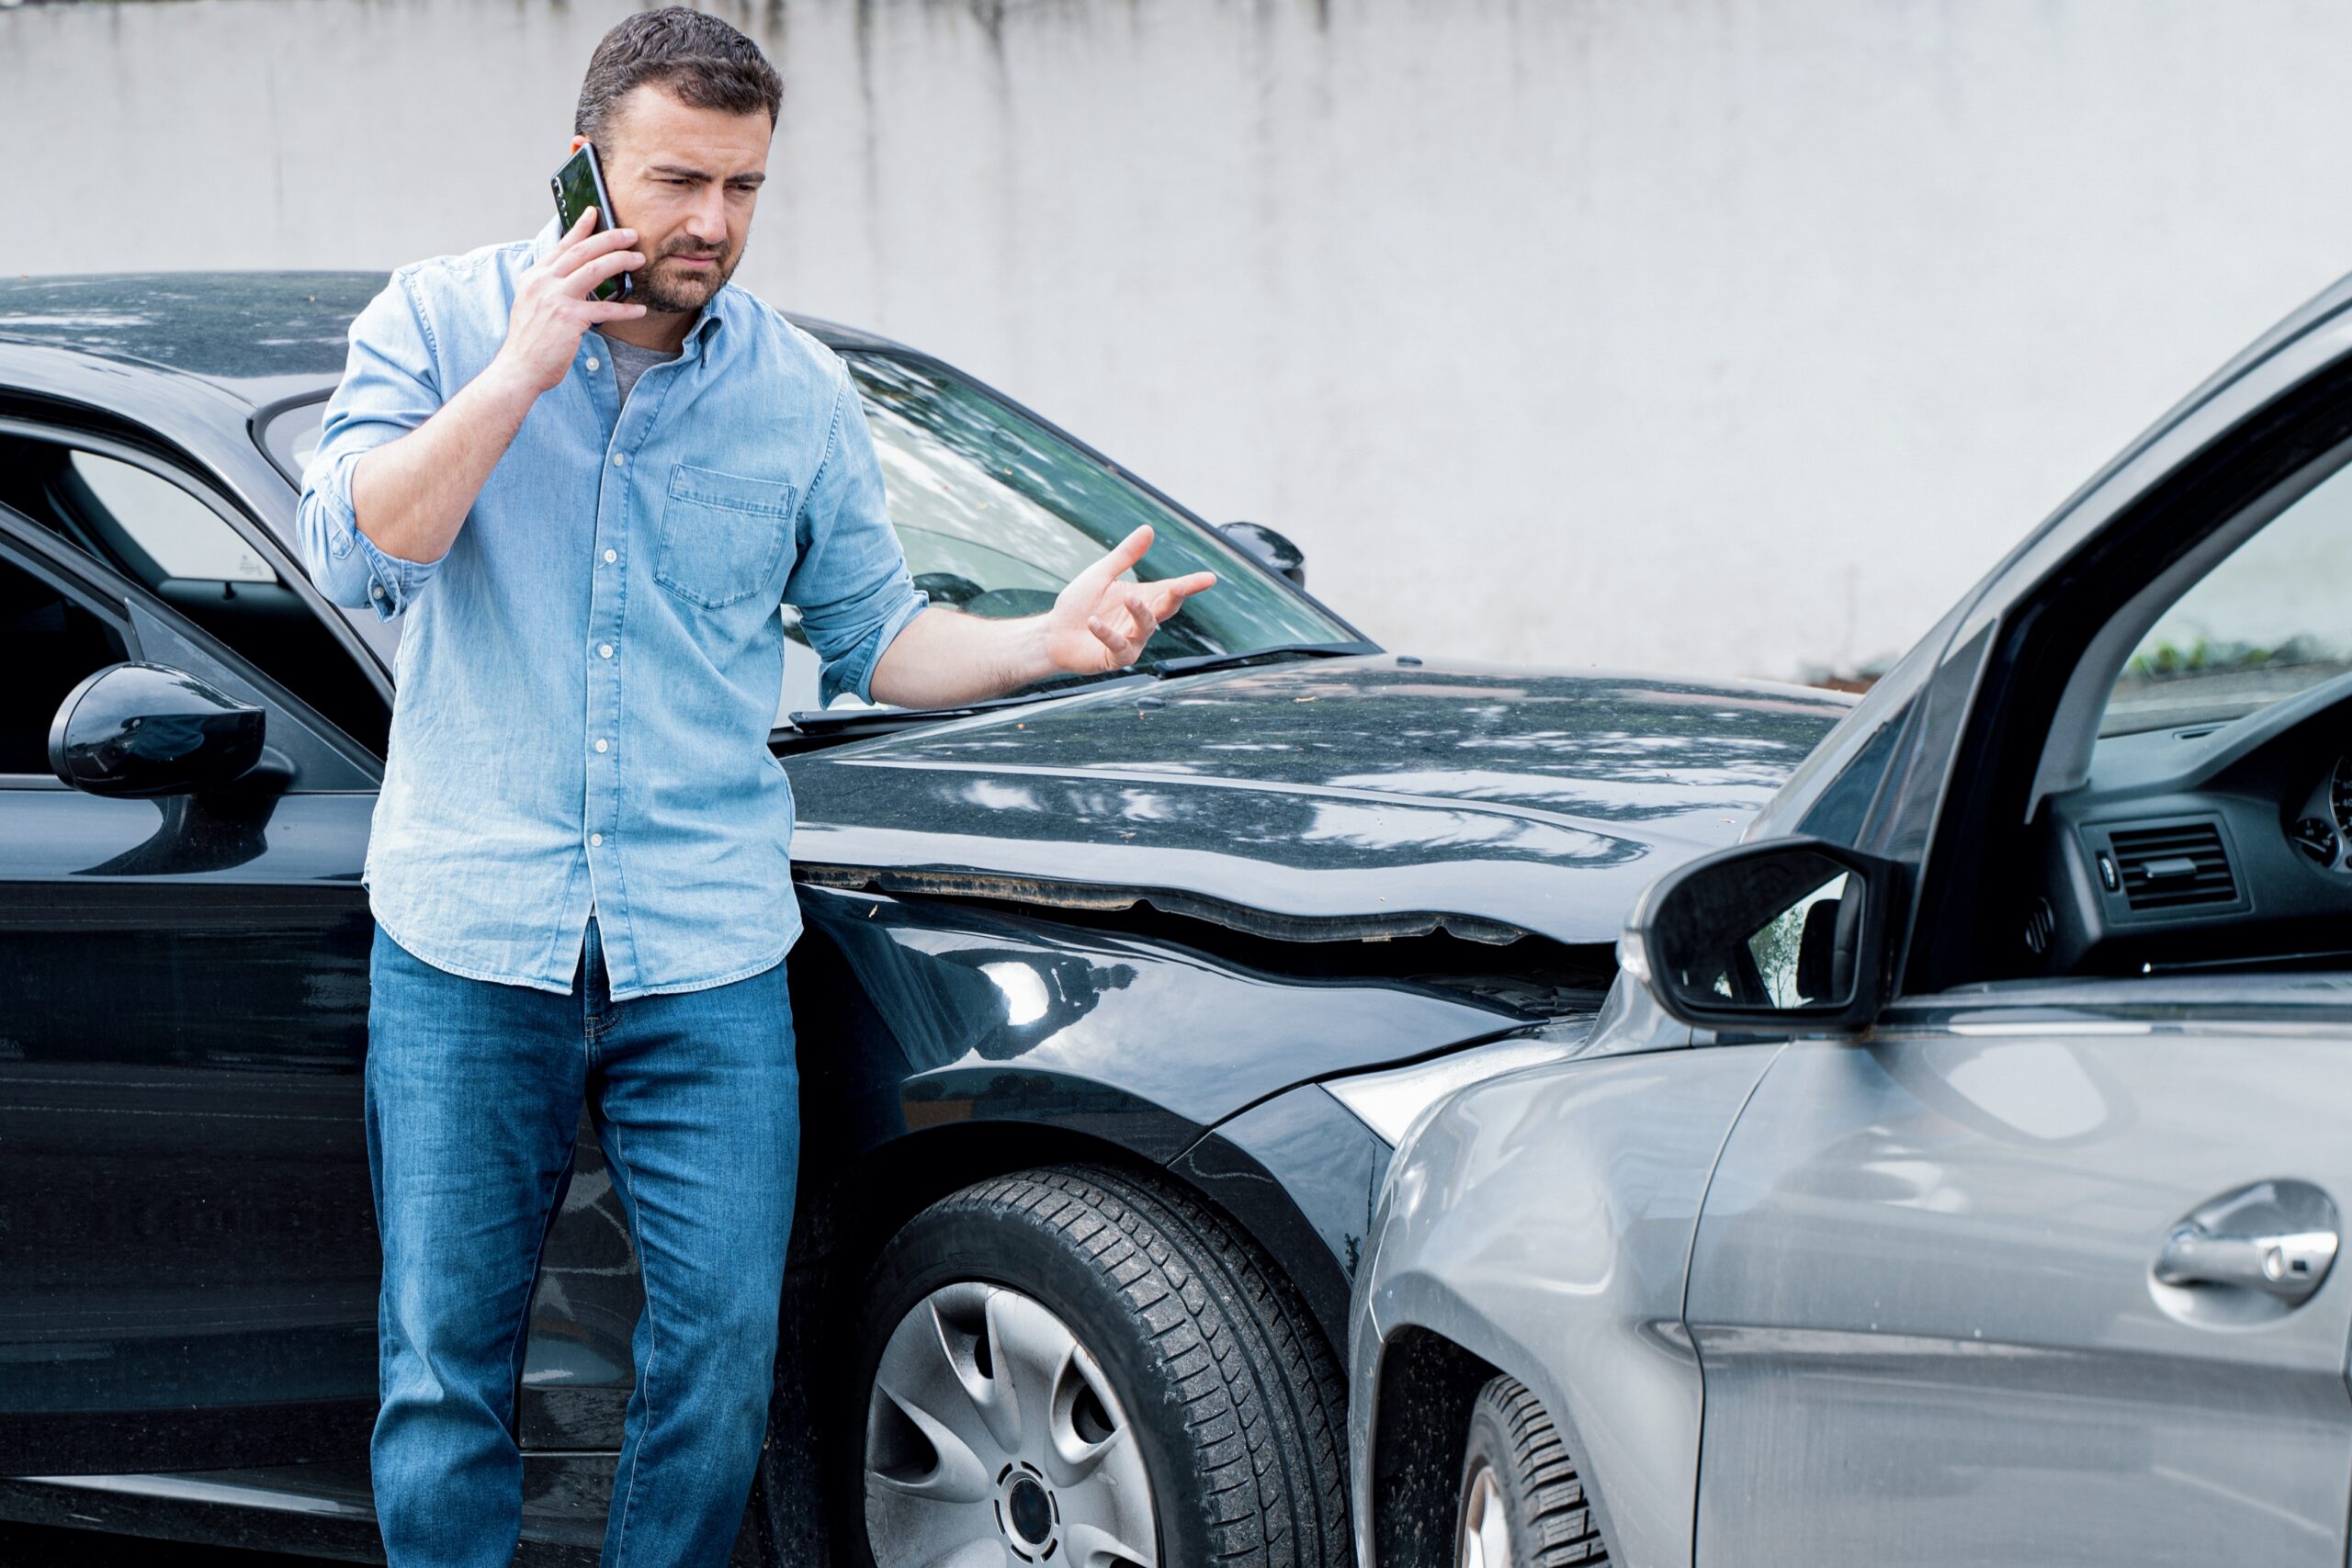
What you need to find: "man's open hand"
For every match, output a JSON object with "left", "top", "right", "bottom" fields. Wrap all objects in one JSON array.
[{"left": 1045, "top": 525, "right": 1217, "bottom": 673}]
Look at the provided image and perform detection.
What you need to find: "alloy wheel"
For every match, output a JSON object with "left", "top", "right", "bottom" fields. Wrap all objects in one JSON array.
[
  {"left": 865, "top": 1280, "right": 1159, "bottom": 1567},
  {"left": 1457, "top": 1460, "right": 1510, "bottom": 1568}
]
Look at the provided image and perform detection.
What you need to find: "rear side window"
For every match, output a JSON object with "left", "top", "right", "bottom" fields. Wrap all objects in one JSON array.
[
  {"left": 256, "top": 398, "right": 326, "bottom": 487},
  {"left": 0, "top": 433, "right": 388, "bottom": 756},
  {"left": 68, "top": 452, "right": 277, "bottom": 583}
]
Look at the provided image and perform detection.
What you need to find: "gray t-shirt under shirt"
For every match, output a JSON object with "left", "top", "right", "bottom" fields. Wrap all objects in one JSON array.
[
  {"left": 606, "top": 335, "right": 679, "bottom": 407},
  {"left": 587, "top": 333, "right": 679, "bottom": 932}
]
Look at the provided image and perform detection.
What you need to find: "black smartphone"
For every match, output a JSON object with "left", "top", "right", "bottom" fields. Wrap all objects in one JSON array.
[{"left": 549, "top": 143, "right": 630, "bottom": 303}]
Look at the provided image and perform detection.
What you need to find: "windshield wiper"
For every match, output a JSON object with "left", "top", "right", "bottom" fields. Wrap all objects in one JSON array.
[
  {"left": 775, "top": 642, "right": 1378, "bottom": 746},
  {"left": 1144, "top": 640, "right": 1380, "bottom": 679},
  {"left": 779, "top": 671, "right": 1158, "bottom": 739}
]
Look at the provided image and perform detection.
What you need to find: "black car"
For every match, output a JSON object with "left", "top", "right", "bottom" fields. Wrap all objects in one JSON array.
[{"left": 0, "top": 274, "right": 1848, "bottom": 1567}]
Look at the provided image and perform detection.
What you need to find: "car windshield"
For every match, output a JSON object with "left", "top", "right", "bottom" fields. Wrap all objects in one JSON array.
[
  {"left": 833, "top": 353, "right": 1350, "bottom": 692},
  {"left": 2101, "top": 454, "right": 2352, "bottom": 737},
  {"left": 257, "top": 351, "right": 1356, "bottom": 722}
]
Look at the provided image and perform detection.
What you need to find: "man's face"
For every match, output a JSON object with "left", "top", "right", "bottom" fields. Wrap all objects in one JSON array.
[{"left": 582, "top": 84, "right": 772, "bottom": 315}]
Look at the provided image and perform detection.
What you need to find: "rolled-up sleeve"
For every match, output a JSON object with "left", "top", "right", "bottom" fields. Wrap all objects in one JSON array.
[
  {"left": 296, "top": 269, "right": 449, "bottom": 620},
  {"left": 785, "top": 366, "right": 930, "bottom": 706}
]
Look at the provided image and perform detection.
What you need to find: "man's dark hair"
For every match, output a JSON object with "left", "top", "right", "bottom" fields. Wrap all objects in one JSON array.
[{"left": 574, "top": 7, "right": 783, "bottom": 141}]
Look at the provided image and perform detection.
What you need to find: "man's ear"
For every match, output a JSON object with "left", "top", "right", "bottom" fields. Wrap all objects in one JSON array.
[{"left": 570, "top": 133, "right": 589, "bottom": 154}]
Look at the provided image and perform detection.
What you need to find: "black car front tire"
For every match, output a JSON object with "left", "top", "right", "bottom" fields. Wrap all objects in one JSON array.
[{"left": 850, "top": 1165, "right": 1350, "bottom": 1568}]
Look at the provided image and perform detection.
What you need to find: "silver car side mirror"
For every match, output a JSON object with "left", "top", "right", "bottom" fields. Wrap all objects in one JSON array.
[{"left": 1621, "top": 836, "right": 1903, "bottom": 1032}]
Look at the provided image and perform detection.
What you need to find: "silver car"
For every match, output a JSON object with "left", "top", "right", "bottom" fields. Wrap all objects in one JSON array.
[{"left": 1345, "top": 272, "right": 2352, "bottom": 1568}]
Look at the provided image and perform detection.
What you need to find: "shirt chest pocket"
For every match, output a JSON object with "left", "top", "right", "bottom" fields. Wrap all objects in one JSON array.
[{"left": 654, "top": 463, "right": 798, "bottom": 610}]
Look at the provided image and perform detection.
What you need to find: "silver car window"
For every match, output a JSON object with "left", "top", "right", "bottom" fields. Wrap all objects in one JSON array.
[{"left": 2102, "top": 458, "right": 2352, "bottom": 736}]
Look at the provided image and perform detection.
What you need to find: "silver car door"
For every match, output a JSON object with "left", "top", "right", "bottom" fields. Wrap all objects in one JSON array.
[{"left": 1684, "top": 977, "right": 2352, "bottom": 1567}]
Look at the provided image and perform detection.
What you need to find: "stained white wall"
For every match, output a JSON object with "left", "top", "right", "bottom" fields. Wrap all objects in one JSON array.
[{"left": 6, "top": 0, "right": 2350, "bottom": 680}]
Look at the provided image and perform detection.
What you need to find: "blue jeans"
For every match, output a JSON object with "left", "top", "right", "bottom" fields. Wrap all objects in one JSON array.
[{"left": 364, "top": 915, "right": 799, "bottom": 1568}]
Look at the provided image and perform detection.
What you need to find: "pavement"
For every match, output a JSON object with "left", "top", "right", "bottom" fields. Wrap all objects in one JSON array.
[{"left": 0, "top": 1524, "right": 345, "bottom": 1565}]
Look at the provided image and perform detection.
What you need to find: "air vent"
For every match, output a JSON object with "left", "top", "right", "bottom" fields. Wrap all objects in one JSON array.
[{"left": 2109, "top": 822, "right": 2237, "bottom": 911}]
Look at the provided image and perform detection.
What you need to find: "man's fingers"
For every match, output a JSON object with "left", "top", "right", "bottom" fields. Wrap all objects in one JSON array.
[
  {"left": 563, "top": 247, "right": 645, "bottom": 295},
  {"left": 556, "top": 239, "right": 643, "bottom": 294},
  {"left": 582, "top": 299, "right": 650, "bottom": 322},
  {"left": 1148, "top": 570, "right": 1217, "bottom": 618},
  {"left": 1061, "top": 525, "right": 1159, "bottom": 620},
  {"left": 1086, "top": 614, "right": 1136, "bottom": 665},
  {"left": 1117, "top": 584, "right": 1159, "bottom": 645},
  {"left": 549, "top": 222, "right": 639, "bottom": 280},
  {"left": 1101, "top": 524, "right": 1155, "bottom": 580}
]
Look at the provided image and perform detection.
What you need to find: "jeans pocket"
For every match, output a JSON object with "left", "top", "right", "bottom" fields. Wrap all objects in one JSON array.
[{"left": 654, "top": 462, "right": 797, "bottom": 610}]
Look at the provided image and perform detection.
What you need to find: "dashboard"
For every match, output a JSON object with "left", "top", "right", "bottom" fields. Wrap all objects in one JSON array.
[
  {"left": 2032, "top": 671, "right": 2352, "bottom": 976},
  {"left": 2290, "top": 756, "right": 2352, "bottom": 868}
]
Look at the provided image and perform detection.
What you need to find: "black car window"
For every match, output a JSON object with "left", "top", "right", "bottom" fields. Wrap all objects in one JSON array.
[
  {"left": 0, "top": 549, "right": 129, "bottom": 778},
  {"left": 0, "top": 434, "right": 389, "bottom": 757},
  {"left": 256, "top": 397, "right": 327, "bottom": 488}
]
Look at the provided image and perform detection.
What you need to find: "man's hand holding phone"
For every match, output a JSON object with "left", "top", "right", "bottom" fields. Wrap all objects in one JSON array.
[
  {"left": 490, "top": 208, "right": 647, "bottom": 400},
  {"left": 346, "top": 208, "right": 646, "bottom": 570}
]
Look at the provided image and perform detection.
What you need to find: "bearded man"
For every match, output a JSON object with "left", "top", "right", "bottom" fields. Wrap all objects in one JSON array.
[{"left": 295, "top": 11, "right": 1212, "bottom": 1564}]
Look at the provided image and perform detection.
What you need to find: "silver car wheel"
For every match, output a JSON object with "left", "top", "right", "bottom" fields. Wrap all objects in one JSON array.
[
  {"left": 865, "top": 1280, "right": 1159, "bottom": 1567},
  {"left": 1456, "top": 1460, "right": 1511, "bottom": 1568}
]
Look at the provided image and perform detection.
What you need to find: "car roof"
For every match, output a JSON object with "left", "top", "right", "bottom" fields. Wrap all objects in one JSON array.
[{"left": 0, "top": 271, "right": 910, "bottom": 407}]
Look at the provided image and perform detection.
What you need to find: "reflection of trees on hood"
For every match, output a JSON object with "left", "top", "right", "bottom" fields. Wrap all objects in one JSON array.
[
  {"left": 0, "top": 273, "right": 377, "bottom": 380},
  {"left": 873, "top": 670, "right": 1849, "bottom": 845}
]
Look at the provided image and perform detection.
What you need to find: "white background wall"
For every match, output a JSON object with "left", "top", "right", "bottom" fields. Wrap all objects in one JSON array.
[{"left": 6, "top": 0, "right": 2351, "bottom": 681}]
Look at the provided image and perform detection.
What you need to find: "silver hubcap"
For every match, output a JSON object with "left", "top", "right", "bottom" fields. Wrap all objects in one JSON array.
[
  {"left": 865, "top": 1280, "right": 1159, "bottom": 1567},
  {"left": 1458, "top": 1461, "right": 1511, "bottom": 1568}
]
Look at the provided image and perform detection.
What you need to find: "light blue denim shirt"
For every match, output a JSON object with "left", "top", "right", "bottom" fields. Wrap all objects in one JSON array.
[{"left": 296, "top": 220, "right": 929, "bottom": 999}]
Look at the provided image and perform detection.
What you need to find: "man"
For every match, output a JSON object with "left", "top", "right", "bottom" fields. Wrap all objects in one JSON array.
[{"left": 294, "top": 11, "right": 1215, "bottom": 1566}]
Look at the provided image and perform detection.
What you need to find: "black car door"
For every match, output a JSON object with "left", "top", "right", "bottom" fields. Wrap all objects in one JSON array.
[{"left": 0, "top": 510, "right": 383, "bottom": 1472}]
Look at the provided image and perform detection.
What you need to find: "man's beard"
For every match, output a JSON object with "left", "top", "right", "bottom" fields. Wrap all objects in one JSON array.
[{"left": 633, "top": 243, "right": 739, "bottom": 314}]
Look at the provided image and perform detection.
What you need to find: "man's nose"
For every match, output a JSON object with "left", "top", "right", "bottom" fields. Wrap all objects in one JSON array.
[{"left": 685, "top": 187, "right": 729, "bottom": 243}]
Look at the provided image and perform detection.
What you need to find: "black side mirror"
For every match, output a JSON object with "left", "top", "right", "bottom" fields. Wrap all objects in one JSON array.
[
  {"left": 1623, "top": 837, "right": 1903, "bottom": 1032},
  {"left": 49, "top": 662, "right": 271, "bottom": 798},
  {"left": 1217, "top": 521, "right": 1307, "bottom": 589}
]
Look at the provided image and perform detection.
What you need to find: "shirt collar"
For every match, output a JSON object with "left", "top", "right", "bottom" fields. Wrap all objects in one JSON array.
[{"left": 526, "top": 216, "right": 730, "bottom": 366}]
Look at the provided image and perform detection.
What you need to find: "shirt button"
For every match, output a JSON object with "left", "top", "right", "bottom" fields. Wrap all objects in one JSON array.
[
  {"left": 598, "top": 643, "right": 614, "bottom": 658},
  {"left": 590, "top": 832, "right": 603, "bottom": 847},
  {"left": 611, "top": 452, "right": 627, "bottom": 468},
  {"left": 585, "top": 356, "right": 601, "bottom": 372},
  {"left": 603, "top": 548, "right": 617, "bottom": 563},
  {"left": 369, "top": 583, "right": 385, "bottom": 600},
  {"left": 595, "top": 739, "right": 610, "bottom": 753}
]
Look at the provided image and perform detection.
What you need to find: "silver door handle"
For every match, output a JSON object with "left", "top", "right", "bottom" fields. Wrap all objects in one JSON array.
[{"left": 2155, "top": 1224, "right": 2339, "bottom": 1303}]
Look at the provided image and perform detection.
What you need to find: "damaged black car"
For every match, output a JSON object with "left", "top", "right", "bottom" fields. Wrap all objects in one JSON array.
[{"left": 0, "top": 275, "right": 1848, "bottom": 1566}]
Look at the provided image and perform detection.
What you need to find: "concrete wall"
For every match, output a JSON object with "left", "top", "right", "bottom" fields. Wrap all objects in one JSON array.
[{"left": 6, "top": 0, "right": 2351, "bottom": 681}]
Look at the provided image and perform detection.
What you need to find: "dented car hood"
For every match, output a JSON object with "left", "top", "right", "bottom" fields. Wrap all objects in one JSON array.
[{"left": 784, "top": 654, "right": 1852, "bottom": 946}]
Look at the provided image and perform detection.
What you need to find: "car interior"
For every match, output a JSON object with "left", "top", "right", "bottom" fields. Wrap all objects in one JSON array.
[
  {"left": 0, "top": 434, "right": 390, "bottom": 758},
  {"left": 0, "top": 547, "right": 129, "bottom": 778},
  {"left": 1927, "top": 380, "right": 2352, "bottom": 991},
  {"left": 2021, "top": 449, "right": 2352, "bottom": 976}
]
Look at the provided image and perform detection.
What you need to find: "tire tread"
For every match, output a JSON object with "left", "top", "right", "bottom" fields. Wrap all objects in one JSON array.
[
  {"left": 1468, "top": 1375, "right": 1608, "bottom": 1566},
  {"left": 910, "top": 1166, "right": 1350, "bottom": 1568}
]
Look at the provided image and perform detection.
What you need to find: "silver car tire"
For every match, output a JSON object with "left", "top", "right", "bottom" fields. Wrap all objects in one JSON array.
[
  {"left": 1455, "top": 1375, "right": 1610, "bottom": 1567},
  {"left": 850, "top": 1165, "right": 1351, "bottom": 1568}
]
